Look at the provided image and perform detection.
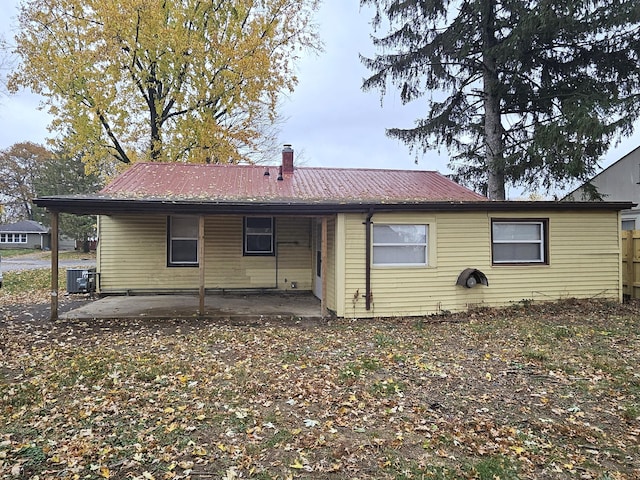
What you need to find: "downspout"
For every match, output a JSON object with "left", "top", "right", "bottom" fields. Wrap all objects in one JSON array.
[{"left": 364, "top": 208, "right": 374, "bottom": 310}]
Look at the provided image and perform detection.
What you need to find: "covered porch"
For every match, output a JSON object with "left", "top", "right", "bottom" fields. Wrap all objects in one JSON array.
[{"left": 43, "top": 210, "right": 333, "bottom": 321}]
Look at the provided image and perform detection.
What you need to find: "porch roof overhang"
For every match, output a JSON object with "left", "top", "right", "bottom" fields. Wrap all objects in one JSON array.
[{"left": 33, "top": 194, "right": 636, "bottom": 216}]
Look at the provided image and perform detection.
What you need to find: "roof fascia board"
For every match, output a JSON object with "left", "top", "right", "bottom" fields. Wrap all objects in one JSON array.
[{"left": 33, "top": 197, "right": 636, "bottom": 215}]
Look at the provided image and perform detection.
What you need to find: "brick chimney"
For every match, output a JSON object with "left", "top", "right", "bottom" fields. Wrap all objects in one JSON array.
[{"left": 282, "top": 144, "right": 294, "bottom": 174}]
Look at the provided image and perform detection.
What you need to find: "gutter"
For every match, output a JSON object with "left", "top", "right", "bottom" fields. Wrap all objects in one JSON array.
[{"left": 32, "top": 196, "right": 637, "bottom": 216}]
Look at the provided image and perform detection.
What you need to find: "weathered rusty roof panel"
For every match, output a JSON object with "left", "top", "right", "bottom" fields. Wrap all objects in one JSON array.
[{"left": 101, "top": 163, "right": 488, "bottom": 202}]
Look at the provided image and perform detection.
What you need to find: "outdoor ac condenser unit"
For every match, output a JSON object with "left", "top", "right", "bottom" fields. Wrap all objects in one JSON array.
[{"left": 66, "top": 268, "right": 96, "bottom": 294}]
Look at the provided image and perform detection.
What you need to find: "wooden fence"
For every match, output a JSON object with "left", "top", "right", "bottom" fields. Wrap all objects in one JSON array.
[{"left": 622, "top": 230, "right": 640, "bottom": 299}]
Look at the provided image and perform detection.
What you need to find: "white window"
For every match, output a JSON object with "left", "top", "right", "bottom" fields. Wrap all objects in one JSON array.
[
  {"left": 373, "top": 224, "right": 427, "bottom": 266},
  {"left": 168, "top": 216, "right": 198, "bottom": 266},
  {"left": 492, "top": 220, "right": 547, "bottom": 264},
  {"left": 244, "top": 217, "right": 274, "bottom": 255},
  {"left": 0, "top": 233, "right": 27, "bottom": 243}
]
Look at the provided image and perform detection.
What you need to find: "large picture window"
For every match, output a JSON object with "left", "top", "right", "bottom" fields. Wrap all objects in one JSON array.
[
  {"left": 492, "top": 220, "right": 547, "bottom": 264},
  {"left": 168, "top": 216, "right": 198, "bottom": 266},
  {"left": 373, "top": 224, "right": 428, "bottom": 266},
  {"left": 0, "top": 233, "right": 27, "bottom": 243},
  {"left": 244, "top": 217, "right": 274, "bottom": 255}
]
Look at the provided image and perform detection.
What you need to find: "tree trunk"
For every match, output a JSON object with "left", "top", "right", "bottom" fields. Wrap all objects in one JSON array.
[
  {"left": 25, "top": 201, "right": 34, "bottom": 220},
  {"left": 148, "top": 62, "right": 163, "bottom": 161},
  {"left": 481, "top": 0, "right": 505, "bottom": 200},
  {"left": 484, "top": 85, "right": 505, "bottom": 200},
  {"left": 150, "top": 128, "right": 162, "bottom": 161},
  {"left": 149, "top": 98, "right": 162, "bottom": 161}
]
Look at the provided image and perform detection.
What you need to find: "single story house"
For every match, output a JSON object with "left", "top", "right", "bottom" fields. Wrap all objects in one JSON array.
[
  {"left": 35, "top": 146, "right": 632, "bottom": 319},
  {"left": 564, "top": 144, "right": 640, "bottom": 230},
  {"left": 0, "top": 219, "right": 77, "bottom": 251},
  {"left": 0, "top": 220, "right": 50, "bottom": 250}
]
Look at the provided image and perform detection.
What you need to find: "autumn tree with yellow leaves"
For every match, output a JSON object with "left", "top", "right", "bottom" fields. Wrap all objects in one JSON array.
[{"left": 9, "top": 0, "right": 319, "bottom": 172}]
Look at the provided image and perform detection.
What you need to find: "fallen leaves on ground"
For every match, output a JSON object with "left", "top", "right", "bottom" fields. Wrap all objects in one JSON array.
[
  {"left": 0, "top": 267, "right": 79, "bottom": 301},
  {"left": 1, "top": 299, "right": 639, "bottom": 479}
]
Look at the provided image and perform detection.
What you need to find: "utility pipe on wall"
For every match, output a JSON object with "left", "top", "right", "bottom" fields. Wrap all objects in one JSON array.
[{"left": 364, "top": 208, "right": 374, "bottom": 311}]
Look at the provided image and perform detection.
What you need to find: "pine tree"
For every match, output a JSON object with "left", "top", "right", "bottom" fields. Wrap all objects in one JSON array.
[
  {"left": 362, "top": 0, "right": 640, "bottom": 199},
  {"left": 32, "top": 152, "right": 103, "bottom": 246}
]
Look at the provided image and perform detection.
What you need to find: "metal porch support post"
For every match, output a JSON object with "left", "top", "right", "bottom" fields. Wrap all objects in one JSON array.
[
  {"left": 50, "top": 211, "right": 59, "bottom": 321},
  {"left": 198, "top": 215, "right": 205, "bottom": 316},
  {"left": 321, "top": 216, "right": 328, "bottom": 317}
]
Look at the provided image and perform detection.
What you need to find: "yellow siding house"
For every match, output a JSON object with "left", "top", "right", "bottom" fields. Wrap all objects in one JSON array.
[{"left": 35, "top": 146, "right": 632, "bottom": 318}]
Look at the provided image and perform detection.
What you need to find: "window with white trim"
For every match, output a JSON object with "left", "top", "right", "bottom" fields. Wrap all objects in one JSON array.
[
  {"left": 0, "top": 233, "right": 27, "bottom": 243},
  {"left": 168, "top": 216, "right": 198, "bottom": 266},
  {"left": 492, "top": 220, "right": 547, "bottom": 264},
  {"left": 244, "top": 217, "right": 274, "bottom": 255},
  {"left": 373, "top": 224, "right": 428, "bottom": 266}
]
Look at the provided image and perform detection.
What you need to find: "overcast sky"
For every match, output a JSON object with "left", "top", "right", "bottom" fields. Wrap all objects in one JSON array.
[{"left": 1, "top": 0, "right": 638, "bottom": 199}]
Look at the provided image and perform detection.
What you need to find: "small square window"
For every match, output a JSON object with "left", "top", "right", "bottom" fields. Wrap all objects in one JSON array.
[
  {"left": 622, "top": 219, "right": 636, "bottom": 231},
  {"left": 492, "top": 219, "right": 547, "bottom": 264},
  {"left": 244, "top": 217, "right": 275, "bottom": 255},
  {"left": 168, "top": 216, "right": 198, "bottom": 266}
]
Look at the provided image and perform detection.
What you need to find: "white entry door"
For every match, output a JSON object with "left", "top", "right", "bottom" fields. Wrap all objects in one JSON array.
[{"left": 313, "top": 220, "right": 322, "bottom": 299}]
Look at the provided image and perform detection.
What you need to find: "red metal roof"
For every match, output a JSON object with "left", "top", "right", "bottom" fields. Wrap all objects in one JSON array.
[{"left": 101, "top": 163, "right": 488, "bottom": 203}]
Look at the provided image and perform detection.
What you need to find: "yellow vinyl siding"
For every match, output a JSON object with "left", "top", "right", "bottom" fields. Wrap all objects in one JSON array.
[
  {"left": 97, "top": 215, "right": 177, "bottom": 292},
  {"left": 341, "top": 210, "right": 621, "bottom": 318},
  {"left": 97, "top": 209, "right": 621, "bottom": 316},
  {"left": 274, "top": 217, "right": 313, "bottom": 290},
  {"left": 342, "top": 213, "right": 366, "bottom": 317},
  {"left": 97, "top": 215, "right": 313, "bottom": 293},
  {"left": 489, "top": 212, "right": 620, "bottom": 306}
]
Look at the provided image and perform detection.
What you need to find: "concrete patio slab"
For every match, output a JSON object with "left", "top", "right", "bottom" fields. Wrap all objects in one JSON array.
[{"left": 60, "top": 292, "right": 323, "bottom": 321}]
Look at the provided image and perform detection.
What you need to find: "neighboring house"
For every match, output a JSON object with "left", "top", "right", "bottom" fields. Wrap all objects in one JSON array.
[
  {"left": 0, "top": 219, "right": 76, "bottom": 250},
  {"left": 0, "top": 220, "right": 50, "bottom": 250},
  {"left": 564, "top": 145, "right": 640, "bottom": 230},
  {"left": 34, "top": 146, "right": 631, "bottom": 317}
]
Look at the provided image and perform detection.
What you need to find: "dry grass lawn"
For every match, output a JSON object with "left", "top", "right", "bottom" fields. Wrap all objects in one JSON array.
[{"left": 1, "top": 271, "right": 639, "bottom": 479}]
